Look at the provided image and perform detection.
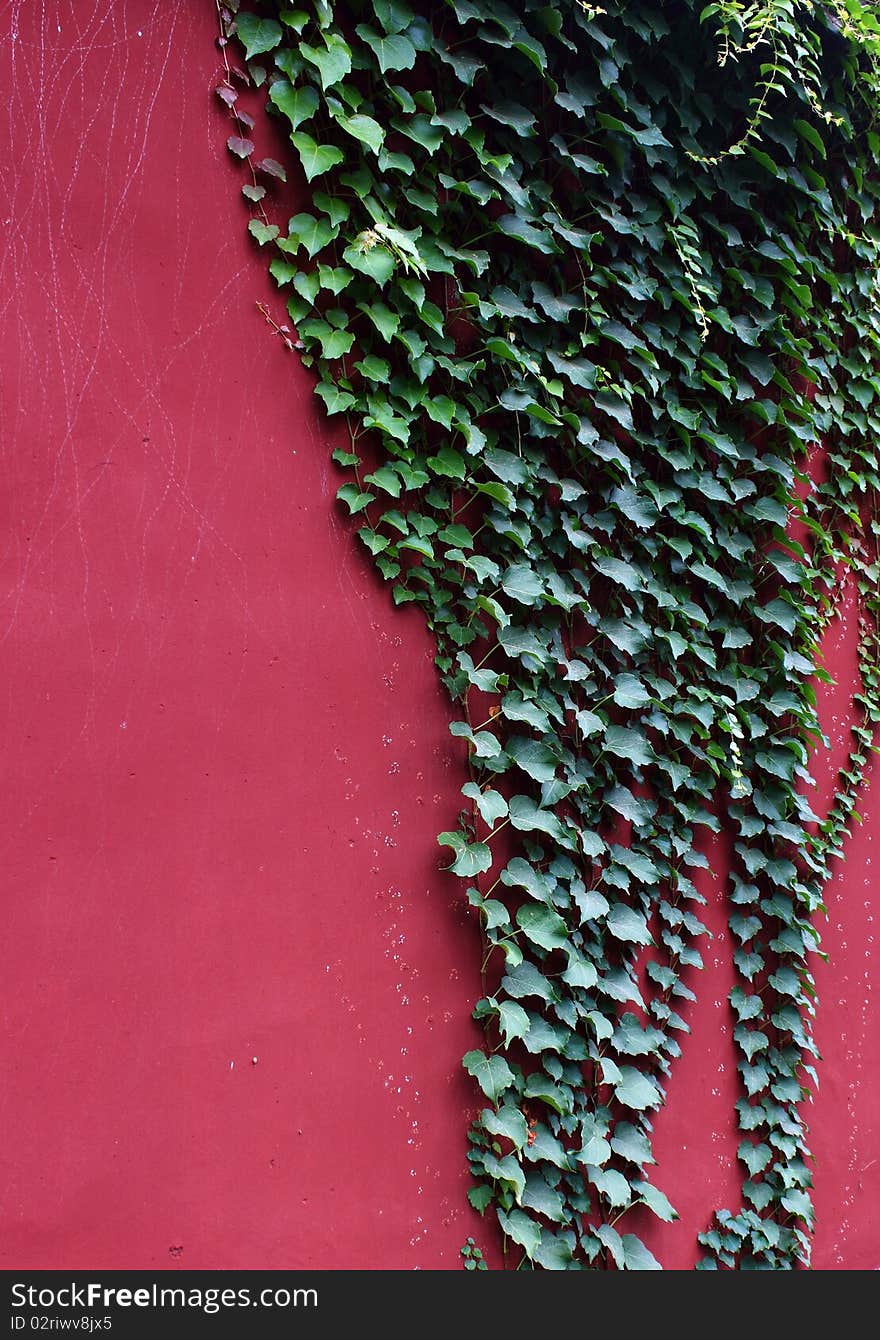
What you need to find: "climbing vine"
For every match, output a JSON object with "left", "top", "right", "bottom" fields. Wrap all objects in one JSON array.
[{"left": 215, "top": 0, "right": 880, "bottom": 1268}]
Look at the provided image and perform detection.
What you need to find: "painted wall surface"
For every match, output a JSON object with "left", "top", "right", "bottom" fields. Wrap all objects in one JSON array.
[{"left": 0, "top": 1, "right": 876, "bottom": 1271}]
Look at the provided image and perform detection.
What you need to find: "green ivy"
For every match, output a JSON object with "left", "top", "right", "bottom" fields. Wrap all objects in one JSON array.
[{"left": 216, "top": 0, "right": 880, "bottom": 1269}]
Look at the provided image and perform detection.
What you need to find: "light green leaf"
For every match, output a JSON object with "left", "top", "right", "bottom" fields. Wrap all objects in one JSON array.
[
  {"left": 589, "top": 1167, "right": 632, "bottom": 1207},
  {"left": 604, "top": 725, "right": 653, "bottom": 768},
  {"left": 334, "top": 111, "right": 385, "bottom": 153},
  {"left": 613, "top": 673, "right": 650, "bottom": 709},
  {"left": 516, "top": 903, "right": 568, "bottom": 952},
  {"left": 596, "top": 1224, "right": 625, "bottom": 1267},
  {"left": 522, "top": 1175, "right": 566, "bottom": 1223},
  {"left": 481, "top": 1104, "right": 528, "bottom": 1149},
  {"left": 247, "top": 221, "right": 278, "bottom": 246},
  {"left": 301, "top": 34, "right": 352, "bottom": 89},
  {"left": 621, "top": 1234, "right": 662, "bottom": 1270},
  {"left": 343, "top": 240, "right": 396, "bottom": 284},
  {"left": 498, "top": 1208, "right": 541, "bottom": 1259},
  {"left": 461, "top": 783, "right": 507, "bottom": 827},
  {"left": 289, "top": 132, "right": 345, "bottom": 181},
  {"left": 355, "top": 23, "right": 417, "bottom": 72},
  {"left": 507, "top": 737, "right": 557, "bottom": 783},
  {"left": 606, "top": 904, "right": 652, "bottom": 945},
  {"left": 269, "top": 80, "right": 319, "bottom": 130},
  {"left": 611, "top": 1123, "right": 655, "bottom": 1167},
  {"left": 316, "top": 382, "right": 356, "bottom": 415},
  {"left": 496, "top": 1000, "right": 531, "bottom": 1045},
  {"left": 235, "top": 12, "right": 282, "bottom": 59},
  {"left": 534, "top": 1230, "right": 574, "bottom": 1270},
  {"left": 615, "top": 1067, "right": 662, "bottom": 1111},
  {"left": 463, "top": 1050, "right": 515, "bottom": 1103},
  {"left": 501, "top": 564, "right": 545, "bottom": 605},
  {"left": 283, "top": 212, "right": 336, "bottom": 257},
  {"left": 437, "top": 832, "right": 492, "bottom": 877},
  {"left": 508, "top": 796, "right": 569, "bottom": 843},
  {"left": 562, "top": 953, "right": 598, "bottom": 990},
  {"left": 634, "top": 1180, "right": 677, "bottom": 1222}
]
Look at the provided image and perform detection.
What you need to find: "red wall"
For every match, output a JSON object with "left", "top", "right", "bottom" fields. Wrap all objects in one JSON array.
[{"left": 0, "top": 1, "right": 876, "bottom": 1270}]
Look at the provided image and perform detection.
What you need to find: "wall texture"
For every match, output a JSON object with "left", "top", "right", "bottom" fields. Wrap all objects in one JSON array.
[{"left": 0, "top": 0, "right": 876, "bottom": 1270}]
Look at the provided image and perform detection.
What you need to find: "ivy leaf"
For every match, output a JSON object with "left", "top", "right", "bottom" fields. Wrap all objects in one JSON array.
[
  {"left": 398, "top": 115, "right": 445, "bottom": 154},
  {"left": 534, "top": 1231, "right": 574, "bottom": 1270},
  {"left": 494, "top": 1000, "right": 531, "bottom": 1046},
  {"left": 256, "top": 157, "right": 287, "bottom": 181},
  {"left": 468, "top": 891, "right": 509, "bottom": 933},
  {"left": 508, "top": 796, "right": 569, "bottom": 843},
  {"left": 506, "top": 737, "right": 558, "bottom": 783},
  {"left": 374, "top": 0, "right": 415, "bottom": 34},
  {"left": 355, "top": 23, "right": 417, "bottom": 72},
  {"left": 614, "top": 1013, "right": 663, "bottom": 1055},
  {"left": 634, "top": 1181, "right": 677, "bottom": 1222},
  {"left": 595, "top": 555, "right": 642, "bottom": 589},
  {"left": 498, "top": 1208, "right": 541, "bottom": 1259},
  {"left": 283, "top": 212, "right": 337, "bottom": 258},
  {"left": 301, "top": 34, "right": 352, "bottom": 89},
  {"left": 562, "top": 953, "right": 598, "bottom": 990},
  {"left": 738, "top": 1141, "right": 772, "bottom": 1178},
  {"left": 227, "top": 135, "right": 254, "bottom": 158},
  {"left": 437, "top": 832, "right": 492, "bottom": 877},
  {"left": 463, "top": 1050, "right": 515, "bottom": 1103},
  {"left": 234, "top": 12, "right": 282, "bottom": 59},
  {"left": 498, "top": 214, "right": 556, "bottom": 250},
  {"left": 611, "top": 1123, "right": 656, "bottom": 1167},
  {"left": 502, "top": 695, "right": 551, "bottom": 733},
  {"left": 574, "top": 885, "right": 609, "bottom": 922},
  {"left": 247, "top": 220, "right": 278, "bottom": 245},
  {"left": 596, "top": 1224, "right": 625, "bottom": 1268},
  {"left": 289, "top": 132, "right": 345, "bottom": 181},
  {"left": 516, "top": 903, "right": 569, "bottom": 952},
  {"left": 462, "top": 782, "right": 508, "bottom": 827},
  {"left": 480, "top": 101, "right": 536, "bottom": 134},
  {"left": 316, "top": 383, "right": 356, "bottom": 415},
  {"left": 602, "top": 619, "right": 647, "bottom": 655},
  {"left": 334, "top": 111, "right": 385, "bottom": 153},
  {"left": 501, "top": 564, "right": 545, "bottom": 605},
  {"left": 611, "top": 484, "right": 656, "bottom": 527},
  {"left": 615, "top": 1068, "right": 662, "bottom": 1111},
  {"left": 299, "top": 321, "right": 354, "bottom": 360},
  {"left": 468, "top": 1185, "right": 493, "bottom": 1215},
  {"left": 524, "top": 1073, "right": 572, "bottom": 1114},
  {"left": 269, "top": 80, "right": 319, "bottom": 131},
  {"left": 589, "top": 1167, "right": 632, "bottom": 1207},
  {"left": 613, "top": 673, "right": 650, "bottom": 709},
  {"left": 343, "top": 241, "right": 396, "bottom": 285},
  {"left": 481, "top": 1105, "right": 528, "bottom": 1149},
  {"left": 522, "top": 1176, "right": 566, "bottom": 1223},
  {"left": 427, "top": 446, "right": 467, "bottom": 479},
  {"left": 358, "top": 300, "right": 399, "bottom": 339},
  {"left": 621, "top": 1234, "right": 662, "bottom": 1270},
  {"left": 357, "top": 356, "right": 392, "bottom": 385},
  {"left": 793, "top": 117, "right": 826, "bottom": 158},
  {"left": 502, "top": 961, "right": 557, "bottom": 1004},
  {"left": 604, "top": 725, "right": 654, "bottom": 768},
  {"left": 500, "top": 858, "right": 551, "bottom": 902},
  {"left": 606, "top": 904, "right": 653, "bottom": 946},
  {"left": 483, "top": 1152, "right": 526, "bottom": 1202}
]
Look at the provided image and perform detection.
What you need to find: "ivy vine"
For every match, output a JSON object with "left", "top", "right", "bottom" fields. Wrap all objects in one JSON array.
[{"left": 215, "top": 0, "right": 880, "bottom": 1269}]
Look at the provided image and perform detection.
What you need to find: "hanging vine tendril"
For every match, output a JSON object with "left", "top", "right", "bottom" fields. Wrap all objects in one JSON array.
[{"left": 215, "top": 0, "right": 880, "bottom": 1269}]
